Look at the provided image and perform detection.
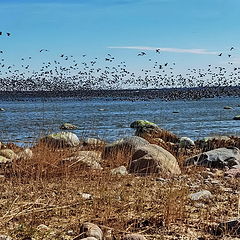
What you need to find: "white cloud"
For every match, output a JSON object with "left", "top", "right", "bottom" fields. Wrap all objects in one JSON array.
[{"left": 108, "top": 46, "right": 218, "bottom": 55}]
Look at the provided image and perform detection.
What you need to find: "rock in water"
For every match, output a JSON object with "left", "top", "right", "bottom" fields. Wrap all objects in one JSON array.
[
  {"left": 40, "top": 132, "right": 80, "bottom": 148},
  {"left": 102, "top": 136, "right": 149, "bottom": 160},
  {"left": 184, "top": 147, "right": 240, "bottom": 169},
  {"left": 0, "top": 108, "right": 5, "bottom": 112},
  {"left": 224, "top": 106, "right": 232, "bottom": 109},
  {"left": 122, "top": 233, "right": 147, "bottom": 240},
  {"left": 233, "top": 115, "right": 240, "bottom": 120},
  {"left": 130, "top": 120, "right": 179, "bottom": 143},
  {"left": 128, "top": 144, "right": 181, "bottom": 176},
  {"left": 79, "top": 222, "right": 103, "bottom": 240},
  {"left": 59, "top": 123, "right": 78, "bottom": 130},
  {"left": 130, "top": 120, "right": 158, "bottom": 129}
]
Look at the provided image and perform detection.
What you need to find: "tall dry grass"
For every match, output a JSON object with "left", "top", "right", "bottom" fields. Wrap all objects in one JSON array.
[{"left": 0, "top": 139, "right": 239, "bottom": 239}]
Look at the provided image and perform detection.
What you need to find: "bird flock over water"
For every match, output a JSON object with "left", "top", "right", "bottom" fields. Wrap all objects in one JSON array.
[{"left": 0, "top": 33, "right": 240, "bottom": 94}]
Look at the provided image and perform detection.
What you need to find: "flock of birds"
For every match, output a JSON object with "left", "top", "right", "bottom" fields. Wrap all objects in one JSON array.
[{"left": 0, "top": 32, "right": 240, "bottom": 98}]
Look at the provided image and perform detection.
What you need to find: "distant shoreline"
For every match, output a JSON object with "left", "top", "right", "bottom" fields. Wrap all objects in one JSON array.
[{"left": 0, "top": 86, "right": 240, "bottom": 101}]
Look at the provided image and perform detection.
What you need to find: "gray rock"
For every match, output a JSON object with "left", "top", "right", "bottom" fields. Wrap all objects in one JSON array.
[
  {"left": 128, "top": 144, "right": 181, "bottom": 176},
  {"left": 122, "top": 233, "right": 147, "bottom": 240},
  {"left": 61, "top": 151, "right": 102, "bottom": 170},
  {"left": 0, "top": 149, "right": 16, "bottom": 159},
  {"left": 17, "top": 148, "right": 33, "bottom": 160},
  {"left": 179, "top": 137, "right": 195, "bottom": 148},
  {"left": 60, "top": 123, "right": 78, "bottom": 130},
  {"left": 189, "top": 190, "right": 212, "bottom": 201},
  {"left": 79, "top": 222, "right": 103, "bottom": 240},
  {"left": 0, "top": 108, "right": 5, "bottom": 112},
  {"left": 82, "top": 138, "right": 106, "bottom": 148},
  {"left": 0, "top": 156, "right": 12, "bottom": 167},
  {"left": 40, "top": 132, "right": 80, "bottom": 148},
  {"left": 102, "top": 136, "right": 149, "bottom": 159},
  {"left": 111, "top": 166, "right": 128, "bottom": 175},
  {"left": 214, "top": 219, "right": 240, "bottom": 236},
  {"left": 185, "top": 147, "right": 240, "bottom": 169}
]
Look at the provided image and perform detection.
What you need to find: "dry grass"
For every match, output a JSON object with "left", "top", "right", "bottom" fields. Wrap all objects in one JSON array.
[{"left": 0, "top": 142, "right": 239, "bottom": 240}]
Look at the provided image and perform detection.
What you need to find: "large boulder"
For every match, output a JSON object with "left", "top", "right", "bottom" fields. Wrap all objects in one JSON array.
[
  {"left": 184, "top": 147, "right": 240, "bottom": 169},
  {"left": 40, "top": 132, "right": 80, "bottom": 148},
  {"left": 128, "top": 144, "right": 181, "bottom": 176},
  {"left": 102, "top": 136, "right": 149, "bottom": 160},
  {"left": 130, "top": 120, "right": 179, "bottom": 144}
]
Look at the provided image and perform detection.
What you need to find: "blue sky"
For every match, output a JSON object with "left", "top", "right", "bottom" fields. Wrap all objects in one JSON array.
[{"left": 0, "top": 0, "right": 240, "bottom": 76}]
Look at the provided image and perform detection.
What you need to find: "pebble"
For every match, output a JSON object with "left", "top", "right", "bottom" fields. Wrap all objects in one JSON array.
[
  {"left": 189, "top": 190, "right": 212, "bottom": 201},
  {"left": 0, "top": 236, "right": 12, "bottom": 240},
  {"left": 111, "top": 166, "right": 128, "bottom": 175},
  {"left": 79, "top": 222, "right": 103, "bottom": 240}
]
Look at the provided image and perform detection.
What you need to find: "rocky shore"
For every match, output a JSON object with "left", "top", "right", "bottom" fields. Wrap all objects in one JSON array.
[{"left": 0, "top": 120, "right": 239, "bottom": 239}]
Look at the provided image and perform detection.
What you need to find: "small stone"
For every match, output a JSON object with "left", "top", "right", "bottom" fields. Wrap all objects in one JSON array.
[
  {"left": 210, "top": 180, "right": 220, "bottom": 185},
  {"left": 224, "top": 106, "right": 232, "bottom": 109},
  {"left": 0, "top": 156, "right": 12, "bottom": 165},
  {"left": 17, "top": 148, "right": 33, "bottom": 160},
  {"left": 111, "top": 166, "right": 128, "bottom": 175},
  {"left": 233, "top": 115, "right": 240, "bottom": 120},
  {"left": 37, "top": 224, "right": 50, "bottom": 231},
  {"left": 0, "top": 235, "right": 12, "bottom": 240},
  {"left": 66, "top": 230, "right": 75, "bottom": 236},
  {"left": 79, "top": 222, "right": 103, "bottom": 240},
  {"left": 189, "top": 190, "right": 212, "bottom": 201},
  {"left": 80, "top": 192, "right": 92, "bottom": 200},
  {"left": 122, "top": 233, "right": 147, "bottom": 240},
  {"left": 0, "top": 149, "right": 16, "bottom": 160},
  {"left": 60, "top": 123, "right": 78, "bottom": 130},
  {"left": 179, "top": 137, "right": 195, "bottom": 148},
  {"left": 156, "top": 177, "right": 166, "bottom": 182}
]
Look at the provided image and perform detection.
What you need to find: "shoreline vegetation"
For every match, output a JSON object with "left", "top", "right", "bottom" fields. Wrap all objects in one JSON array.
[
  {"left": 0, "top": 86, "right": 240, "bottom": 101},
  {"left": 0, "top": 120, "right": 239, "bottom": 239}
]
